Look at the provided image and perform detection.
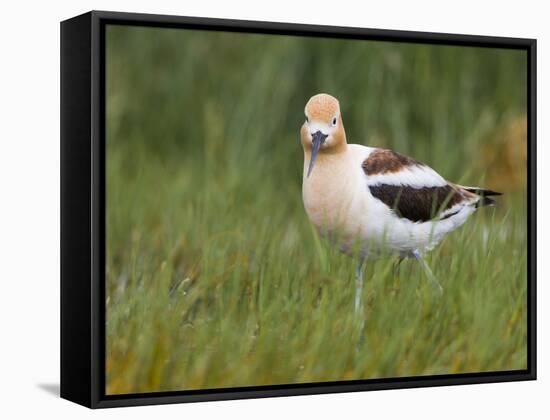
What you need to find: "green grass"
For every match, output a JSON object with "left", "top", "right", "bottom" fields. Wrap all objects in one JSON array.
[{"left": 105, "top": 25, "right": 528, "bottom": 394}]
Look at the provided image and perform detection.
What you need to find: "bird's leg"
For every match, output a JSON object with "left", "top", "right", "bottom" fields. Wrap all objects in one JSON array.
[
  {"left": 353, "top": 256, "right": 367, "bottom": 349},
  {"left": 412, "top": 250, "right": 443, "bottom": 295},
  {"left": 354, "top": 257, "right": 365, "bottom": 314},
  {"left": 393, "top": 256, "right": 405, "bottom": 277}
]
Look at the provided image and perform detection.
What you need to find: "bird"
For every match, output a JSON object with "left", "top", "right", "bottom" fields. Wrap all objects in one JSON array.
[{"left": 300, "top": 93, "right": 501, "bottom": 313}]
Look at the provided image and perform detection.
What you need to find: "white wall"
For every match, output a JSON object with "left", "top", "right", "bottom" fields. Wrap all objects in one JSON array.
[{"left": 0, "top": 0, "right": 547, "bottom": 418}]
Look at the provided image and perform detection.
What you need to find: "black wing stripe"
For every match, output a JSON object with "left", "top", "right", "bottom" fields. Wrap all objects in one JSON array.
[{"left": 369, "top": 184, "right": 466, "bottom": 222}]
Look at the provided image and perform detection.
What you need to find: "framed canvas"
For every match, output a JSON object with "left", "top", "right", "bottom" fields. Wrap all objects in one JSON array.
[{"left": 60, "top": 10, "right": 536, "bottom": 408}]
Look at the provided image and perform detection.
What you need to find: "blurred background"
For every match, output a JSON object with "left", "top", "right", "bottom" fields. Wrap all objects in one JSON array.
[{"left": 106, "top": 25, "right": 527, "bottom": 395}]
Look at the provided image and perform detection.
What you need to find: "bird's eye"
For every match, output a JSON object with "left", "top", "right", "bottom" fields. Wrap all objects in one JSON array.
[{"left": 332, "top": 117, "right": 337, "bottom": 126}]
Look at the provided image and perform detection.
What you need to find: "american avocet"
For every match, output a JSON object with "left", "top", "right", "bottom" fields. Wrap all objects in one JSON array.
[{"left": 300, "top": 93, "right": 501, "bottom": 312}]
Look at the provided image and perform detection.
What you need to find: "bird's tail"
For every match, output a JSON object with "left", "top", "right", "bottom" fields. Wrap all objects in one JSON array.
[{"left": 457, "top": 185, "right": 502, "bottom": 208}]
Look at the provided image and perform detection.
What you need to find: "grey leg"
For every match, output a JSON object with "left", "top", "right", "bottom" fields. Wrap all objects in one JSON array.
[
  {"left": 354, "top": 257, "right": 367, "bottom": 349},
  {"left": 355, "top": 258, "right": 365, "bottom": 313},
  {"left": 393, "top": 257, "right": 405, "bottom": 277},
  {"left": 412, "top": 250, "right": 443, "bottom": 295}
]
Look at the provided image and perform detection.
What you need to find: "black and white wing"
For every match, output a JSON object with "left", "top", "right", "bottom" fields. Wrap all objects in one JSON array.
[{"left": 362, "top": 149, "right": 493, "bottom": 223}]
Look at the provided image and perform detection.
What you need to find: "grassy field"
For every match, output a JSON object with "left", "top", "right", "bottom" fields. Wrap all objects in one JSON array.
[{"left": 105, "top": 25, "right": 528, "bottom": 394}]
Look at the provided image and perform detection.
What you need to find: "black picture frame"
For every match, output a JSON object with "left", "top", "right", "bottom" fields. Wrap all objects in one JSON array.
[{"left": 60, "top": 10, "right": 537, "bottom": 409}]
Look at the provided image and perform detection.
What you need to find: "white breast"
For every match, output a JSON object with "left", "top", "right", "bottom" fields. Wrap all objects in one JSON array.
[{"left": 302, "top": 144, "right": 373, "bottom": 248}]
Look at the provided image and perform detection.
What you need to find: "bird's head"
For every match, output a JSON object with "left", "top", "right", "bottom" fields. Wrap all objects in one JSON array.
[{"left": 301, "top": 93, "right": 347, "bottom": 177}]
